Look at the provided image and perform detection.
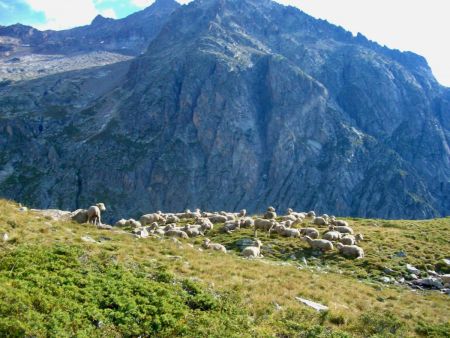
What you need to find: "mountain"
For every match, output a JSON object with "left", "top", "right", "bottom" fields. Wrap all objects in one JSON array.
[{"left": 0, "top": 0, "right": 449, "bottom": 220}]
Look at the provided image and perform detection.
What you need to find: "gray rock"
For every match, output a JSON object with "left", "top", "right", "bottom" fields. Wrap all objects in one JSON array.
[
  {"left": 71, "top": 209, "right": 88, "bottom": 224},
  {"left": 408, "top": 274, "right": 419, "bottom": 280},
  {"left": 295, "top": 297, "right": 328, "bottom": 312},
  {"left": 394, "top": 251, "right": 407, "bottom": 258},
  {"left": 413, "top": 277, "right": 444, "bottom": 289},
  {"left": 380, "top": 277, "right": 392, "bottom": 283},
  {"left": 406, "top": 264, "right": 420, "bottom": 275},
  {"left": 235, "top": 238, "right": 256, "bottom": 250},
  {"left": 443, "top": 259, "right": 450, "bottom": 267},
  {"left": 132, "top": 228, "right": 149, "bottom": 238},
  {"left": 2, "top": 233, "right": 8, "bottom": 242},
  {"left": 81, "top": 236, "right": 97, "bottom": 243},
  {"left": 383, "top": 267, "right": 395, "bottom": 275},
  {"left": 0, "top": 0, "right": 449, "bottom": 221},
  {"left": 441, "top": 274, "right": 450, "bottom": 284}
]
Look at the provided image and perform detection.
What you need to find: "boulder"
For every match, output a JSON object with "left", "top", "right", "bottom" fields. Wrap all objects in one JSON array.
[
  {"left": 406, "top": 264, "right": 420, "bottom": 275},
  {"left": 71, "top": 209, "right": 88, "bottom": 223}
]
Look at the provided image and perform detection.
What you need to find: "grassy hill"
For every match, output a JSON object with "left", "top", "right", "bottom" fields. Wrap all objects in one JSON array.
[{"left": 0, "top": 200, "right": 449, "bottom": 337}]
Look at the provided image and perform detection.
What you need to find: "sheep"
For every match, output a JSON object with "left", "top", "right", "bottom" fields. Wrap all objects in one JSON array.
[
  {"left": 302, "top": 236, "right": 334, "bottom": 252},
  {"left": 115, "top": 218, "right": 141, "bottom": 228},
  {"left": 254, "top": 219, "right": 276, "bottom": 232},
  {"left": 331, "top": 219, "right": 349, "bottom": 227},
  {"left": 336, "top": 243, "right": 364, "bottom": 259},
  {"left": 165, "top": 229, "right": 189, "bottom": 239},
  {"left": 87, "top": 203, "right": 106, "bottom": 226},
  {"left": 281, "top": 214, "right": 298, "bottom": 222},
  {"left": 239, "top": 209, "right": 247, "bottom": 217},
  {"left": 183, "top": 225, "right": 204, "bottom": 237},
  {"left": 203, "top": 239, "right": 227, "bottom": 253},
  {"left": 115, "top": 219, "right": 127, "bottom": 227},
  {"left": 222, "top": 220, "right": 241, "bottom": 233},
  {"left": 307, "top": 211, "right": 316, "bottom": 218},
  {"left": 300, "top": 227, "right": 320, "bottom": 239},
  {"left": 340, "top": 234, "right": 364, "bottom": 245},
  {"left": 322, "top": 231, "right": 342, "bottom": 241},
  {"left": 264, "top": 210, "right": 277, "bottom": 220},
  {"left": 267, "top": 206, "right": 276, "bottom": 212},
  {"left": 313, "top": 217, "right": 328, "bottom": 226},
  {"left": 287, "top": 208, "right": 307, "bottom": 220},
  {"left": 242, "top": 239, "right": 263, "bottom": 258},
  {"left": 208, "top": 214, "right": 229, "bottom": 223},
  {"left": 165, "top": 214, "right": 180, "bottom": 224},
  {"left": 329, "top": 225, "right": 354, "bottom": 234},
  {"left": 195, "top": 217, "right": 214, "bottom": 232},
  {"left": 275, "top": 225, "right": 301, "bottom": 238},
  {"left": 140, "top": 213, "right": 165, "bottom": 226},
  {"left": 239, "top": 217, "right": 254, "bottom": 228}
]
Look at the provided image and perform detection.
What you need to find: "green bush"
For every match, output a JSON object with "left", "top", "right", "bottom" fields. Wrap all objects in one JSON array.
[{"left": 0, "top": 245, "right": 248, "bottom": 337}]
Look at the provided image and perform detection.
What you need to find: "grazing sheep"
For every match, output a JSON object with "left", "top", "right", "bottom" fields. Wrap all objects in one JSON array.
[
  {"left": 165, "top": 214, "right": 180, "bottom": 224},
  {"left": 222, "top": 220, "right": 241, "bottom": 233},
  {"left": 300, "top": 227, "right": 320, "bottom": 239},
  {"left": 165, "top": 229, "right": 189, "bottom": 239},
  {"left": 287, "top": 208, "right": 307, "bottom": 220},
  {"left": 281, "top": 214, "right": 298, "bottom": 222},
  {"left": 208, "top": 214, "right": 229, "bottom": 223},
  {"left": 254, "top": 219, "right": 276, "bottom": 231},
  {"left": 140, "top": 213, "right": 165, "bottom": 226},
  {"left": 340, "top": 234, "right": 364, "bottom": 245},
  {"left": 276, "top": 225, "right": 301, "bottom": 238},
  {"left": 87, "top": 203, "right": 106, "bottom": 226},
  {"left": 264, "top": 211, "right": 277, "bottom": 220},
  {"left": 242, "top": 239, "right": 263, "bottom": 258},
  {"left": 183, "top": 225, "right": 204, "bottom": 237},
  {"left": 203, "top": 239, "right": 227, "bottom": 253},
  {"left": 329, "top": 225, "right": 354, "bottom": 234},
  {"left": 322, "top": 231, "right": 342, "bottom": 241},
  {"left": 313, "top": 217, "right": 328, "bottom": 226},
  {"left": 336, "top": 243, "right": 364, "bottom": 259},
  {"left": 302, "top": 236, "right": 334, "bottom": 252},
  {"left": 331, "top": 219, "right": 349, "bottom": 227},
  {"left": 239, "top": 217, "right": 254, "bottom": 228},
  {"left": 195, "top": 217, "right": 214, "bottom": 232}
]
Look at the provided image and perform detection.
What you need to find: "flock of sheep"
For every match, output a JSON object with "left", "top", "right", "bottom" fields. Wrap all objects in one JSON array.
[{"left": 73, "top": 204, "right": 365, "bottom": 259}]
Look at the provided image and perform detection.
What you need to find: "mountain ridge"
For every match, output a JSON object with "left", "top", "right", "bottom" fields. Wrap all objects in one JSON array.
[{"left": 0, "top": 0, "right": 448, "bottom": 220}]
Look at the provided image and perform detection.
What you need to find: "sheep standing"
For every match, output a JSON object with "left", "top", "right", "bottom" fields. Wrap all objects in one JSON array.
[
  {"left": 336, "top": 243, "right": 364, "bottom": 259},
  {"left": 254, "top": 219, "right": 276, "bottom": 232},
  {"left": 264, "top": 207, "right": 277, "bottom": 220},
  {"left": 203, "top": 239, "right": 227, "bottom": 253},
  {"left": 302, "top": 236, "right": 334, "bottom": 252},
  {"left": 242, "top": 239, "right": 263, "bottom": 258},
  {"left": 87, "top": 203, "right": 106, "bottom": 226}
]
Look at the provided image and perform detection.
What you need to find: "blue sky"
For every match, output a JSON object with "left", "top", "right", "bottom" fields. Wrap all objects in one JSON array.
[{"left": 0, "top": 0, "right": 449, "bottom": 86}]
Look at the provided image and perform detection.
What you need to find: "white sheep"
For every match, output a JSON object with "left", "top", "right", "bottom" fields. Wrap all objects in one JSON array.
[
  {"left": 239, "top": 217, "right": 254, "bottom": 228},
  {"left": 307, "top": 211, "right": 316, "bottom": 218},
  {"left": 183, "top": 225, "right": 204, "bottom": 237},
  {"left": 195, "top": 217, "right": 214, "bottom": 232},
  {"left": 239, "top": 209, "right": 247, "bottom": 217},
  {"left": 329, "top": 225, "right": 354, "bottom": 234},
  {"left": 313, "top": 217, "right": 328, "bottom": 226},
  {"left": 331, "top": 219, "right": 349, "bottom": 227},
  {"left": 208, "top": 214, "right": 229, "bottom": 223},
  {"left": 242, "top": 239, "right": 263, "bottom": 258},
  {"left": 281, "top": 214, "right": 298, "bottom": 222},
  {"left": 340, "top": 234, "right": 364, "bottom": 245},
  {"left": 300, "top": 227, "right": 320, "bottom": 239},
  {"left": 165, "top": 229, "right": 189, "bottom": 239},
  {"left": 87, "top": 203, "right": 106, "bottom": 226},
  {"left": 254, "top": 219, "right": 276, "bottom": 231},
  {"left": 140, "top": 213, "right": 165, "bottom": 226},
  {"left": 276, "top": 225, "right": 301, "bottom": 238},
  {"left": 336, "top": 243, "right": 364, "bottom": 259},
  {"left": 302, "top": 236, "right": 334, "bottom": 252},
  {"left": 322, "top": 231, "right": 342, "bottom": 241},
  {"left": 222, "top": 220, "right": 241, "bottom": 233},
  {"left": 203, "top": 239, "right": 227, "bottom": 253}
]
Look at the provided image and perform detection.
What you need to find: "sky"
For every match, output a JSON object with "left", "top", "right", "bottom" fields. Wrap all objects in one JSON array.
[{"left": 0, "top": 0, "right": 449, "bottom": 86}]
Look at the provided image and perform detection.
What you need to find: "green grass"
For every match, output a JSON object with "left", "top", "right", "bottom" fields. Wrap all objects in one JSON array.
[{"left": 0, "top": 200, "right": 449, "bottom": 337}]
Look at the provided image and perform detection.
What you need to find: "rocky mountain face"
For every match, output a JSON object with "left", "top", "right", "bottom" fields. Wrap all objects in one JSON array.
[{"left": 0, "top": 0, "right": 449, "bottom": 220}]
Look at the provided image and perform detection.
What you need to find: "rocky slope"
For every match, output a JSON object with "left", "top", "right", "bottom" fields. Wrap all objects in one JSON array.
[{"left": 0, "top": 0, "right": 449, "bottom": 220}]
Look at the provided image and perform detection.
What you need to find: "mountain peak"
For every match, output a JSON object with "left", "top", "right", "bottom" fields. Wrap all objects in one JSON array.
[{"left": 91, "top": 14, "right": 115, "bottom": 26}]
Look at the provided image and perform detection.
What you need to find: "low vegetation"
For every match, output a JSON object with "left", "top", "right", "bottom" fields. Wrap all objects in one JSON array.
[{"left": 0, "top": 200, "right": 449, "bottom": 337}]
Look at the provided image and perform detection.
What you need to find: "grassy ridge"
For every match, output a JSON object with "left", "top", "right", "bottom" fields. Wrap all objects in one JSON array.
[{"left": 0, "top": 200, "right": 449, "bottom": 337}]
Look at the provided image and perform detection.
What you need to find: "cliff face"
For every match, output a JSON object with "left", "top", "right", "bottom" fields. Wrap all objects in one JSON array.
[{"left": 0, "top": 0, "right": 449, "bottom": 220}]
